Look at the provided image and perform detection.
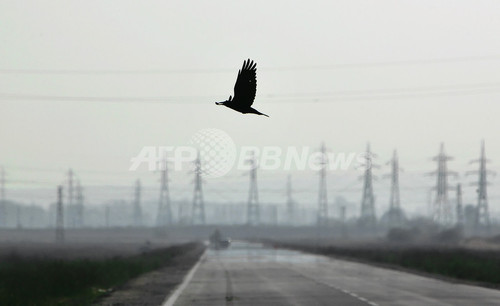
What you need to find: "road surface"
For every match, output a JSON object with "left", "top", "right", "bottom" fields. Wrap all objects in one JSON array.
[{"left": 165, "top": 241, "right": 500, "bottom": 305}]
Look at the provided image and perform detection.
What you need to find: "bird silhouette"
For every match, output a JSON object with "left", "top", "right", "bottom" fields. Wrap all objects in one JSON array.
[{"left": 215, "top": 59, "right": 269, "bottom": 117}]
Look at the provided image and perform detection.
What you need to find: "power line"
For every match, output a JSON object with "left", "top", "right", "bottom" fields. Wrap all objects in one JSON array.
[
  {"left": 0, "top": 68, "right": 233, "bottom": 75},
  {"left": 266, "top": 82, "right": 500, "bottom": 99},
  {"left": 2, "top": 82, "right": 500, "bottom": 104},
  {"left": 2, "top": 54, "right": 500, "bottom": 75},
  {"left": 0, "top": 93, "right": 198, "bottom": 103},
  {"left": 3, "top": 165, "right": 154, "bottom": 176},
  {"left": 266, "top": 55, "right": 500, "bottom": 71}
]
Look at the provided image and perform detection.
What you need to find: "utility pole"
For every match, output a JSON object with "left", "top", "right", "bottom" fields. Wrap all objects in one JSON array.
[
  {"left": 286, "top": 174, "right": 295, "bottom": 225},
  {"left": 133, "top": 179, "right": 142, "bottom": 227},
  {"left": 75, "top": 180, "right": 84, "bottom": 228},
  {"left": 456, "top": 183, "right": 464, "bottom": 226},
  {"left": 191, "top": 153, "right": 206, "bottom": 225},
  {"left": 157, "top": 158, "right": 172, "bottom": 226},
  {"left": 67, "top": 169, "right": 75, "bottom": 228},
  {"left": 467, "top": 141, "right": 494, "bottom": 233},
  {"left": 0, "top": 166, "right": 5, "bottom": 226},
  {"left": 428, "top": 143, "right": 457, "bottom": 226},
  {"left": 386, "top": 150, "right": 404, "bottom": 227},
  {"left": 55, "top": 186, "right": 64, "bottom": 243},
  {"left": 317, "top": 142, "right": 328, "bottom": 226},
  {"left": 247, "top": 152, "right": 260, "bottom": 225},
  {"left": 359, "top": 143, "right": 377, "bottom": 229}
]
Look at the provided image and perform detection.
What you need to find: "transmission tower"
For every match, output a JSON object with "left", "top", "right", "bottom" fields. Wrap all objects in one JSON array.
[
  {"left": 286, "top": 174, "right": 295, "bottom": 225},
  {"left": 429, "top": 143, "right": 457, "bottom": 226},
  {"left": 317, "top": 142, "right": 328, "bottom": 226},
  {"left": 157, "top": 158, "right": 172, "bottom": 226},
  {"left": 191, "top": 153, "right": 206, "bottom": 225},
  {"left": 0, "top": 166, "right": 5, "bottom": 226},
  {"left": 75, "top": 180, "right": 84, "bottom": 227},
  {"left": 467, "top": 141, "right": 494, "bottom": 233},
  {"left": 385, "top": 150, "right": 404, "bottom": 227},
  {"left": 247, "top": 152, "right": 260, "bottom": 225},
  {"left": 55, "top": 186, "right": 64, "bottom": 243},
  {"left": 359, "top": 143, "right": 377, "bottom": 228},
  {"left": 456, "top": 183, "right": 464, "bottom": 226},
  {"left": 133, "top": 179, "right": 142, "bottom": 227},
  {"left": 67, "top": 169, "right": 75, "bottom": 227}
]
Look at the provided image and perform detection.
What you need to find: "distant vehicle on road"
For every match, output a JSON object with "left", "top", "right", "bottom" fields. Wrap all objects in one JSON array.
[{"left": 209, "top": 229, "right": 231, "bottom": 250}]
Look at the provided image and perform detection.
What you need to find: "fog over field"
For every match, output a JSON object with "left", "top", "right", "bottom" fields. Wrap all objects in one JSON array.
[{"left": 1, "top": 1, "right": 500, "bottom": 224}]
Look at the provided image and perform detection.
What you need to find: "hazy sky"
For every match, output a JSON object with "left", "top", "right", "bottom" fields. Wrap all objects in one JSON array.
[{"left": 1, "top": 1, "right": 500, "bottom": 217}]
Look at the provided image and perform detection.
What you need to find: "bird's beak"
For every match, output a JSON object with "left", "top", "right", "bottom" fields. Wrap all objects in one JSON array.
[{"left": 215, "top": 102, "right": 224, "bottom": 105}]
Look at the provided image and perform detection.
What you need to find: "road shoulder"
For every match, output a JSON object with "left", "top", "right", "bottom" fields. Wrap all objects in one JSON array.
[{"left": 94, "top": 242, "right": 205, "bottom": 306}]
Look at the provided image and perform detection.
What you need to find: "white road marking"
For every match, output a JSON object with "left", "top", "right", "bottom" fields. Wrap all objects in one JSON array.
[
  {"left": 283, "top": 264, "right": 379, "bottom": 306},
  {"left": 162, "top": 250, "right": 207, "bottom": 306},
  {"left": 332, "top": 284, "right": 378, "bottom": 306}
]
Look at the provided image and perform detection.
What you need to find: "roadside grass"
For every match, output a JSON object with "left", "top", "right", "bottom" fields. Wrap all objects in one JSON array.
[
  {"left": 0, "top": 242, "right": 200, "bottom": 305},
  {"left": 272, "top": 242, "right": 500, "bottom": 287}
]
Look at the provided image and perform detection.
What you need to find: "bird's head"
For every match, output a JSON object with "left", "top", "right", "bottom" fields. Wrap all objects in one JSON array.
[{"left": 215, "top": 95, "right": 232, "bottom": 105}]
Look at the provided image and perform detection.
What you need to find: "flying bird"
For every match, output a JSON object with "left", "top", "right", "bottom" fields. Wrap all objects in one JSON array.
[{"left": 215, "top": 59, "right": 269, "bottom": 117}]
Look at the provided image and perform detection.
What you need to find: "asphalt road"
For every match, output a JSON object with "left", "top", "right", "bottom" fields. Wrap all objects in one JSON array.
[{"left": 166, "top": 241, "right": 500, "bottom": 306}]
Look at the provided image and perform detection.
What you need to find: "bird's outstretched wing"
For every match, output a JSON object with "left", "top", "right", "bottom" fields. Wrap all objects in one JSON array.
[{"left": 233, "top": 59, "right": 257, "bottom": 107}]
